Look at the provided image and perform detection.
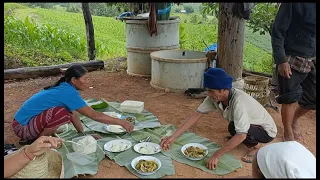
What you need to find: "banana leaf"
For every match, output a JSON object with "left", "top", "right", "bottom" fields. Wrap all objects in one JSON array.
[
  {"left": 85, "top": 98, "right": 109, "bottom": 109},
  {"left": 54, "top": 128, "right": 106, "bottom": 178},
  {"left": 97, "top": 133, "right": 175, "bottom": 178},
  {"left": 80, "top": 101, "right": 161, "bottom": 134},
  {"left": 130, "top": 124, "right": 243, "bottom": 175}
]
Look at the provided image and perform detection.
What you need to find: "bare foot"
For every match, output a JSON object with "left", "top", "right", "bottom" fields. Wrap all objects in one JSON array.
[
  {"left": 292, "top": 123, "right": 305, "bottom": 143},
  {"left": 293, "top": 133, "right": 305, "bottom": 144},
  {"left": 283, "top": 132, "right": 295, "bottom": 141},
  {"left": 241, "top": 144, "right": 262, "bottom": 163}
]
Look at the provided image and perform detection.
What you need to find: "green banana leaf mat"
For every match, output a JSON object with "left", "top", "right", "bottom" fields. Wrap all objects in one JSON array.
[
  {"left": 97, "top": 133, "right": 175, "bottom": 179},
  {"left": 80, "top": 100, "right": 161, "bottom": 134},
  {"left": 130, "top": 124, "right": 243, "bottom": 176},
  {"left": 55, "top": 128, "right": 106, "bottom": 178},
  {"left": 55, "top": 99, "right": 242, "bottom": 178}
]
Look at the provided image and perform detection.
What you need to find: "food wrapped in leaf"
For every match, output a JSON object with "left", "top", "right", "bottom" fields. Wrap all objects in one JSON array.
[{"left": 86, "top": 100, "right": 108, "bottom": 109}]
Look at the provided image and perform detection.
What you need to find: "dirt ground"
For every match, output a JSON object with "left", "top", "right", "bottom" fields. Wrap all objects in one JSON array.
[{"left": 4, "top": 70, "right": 316, "bottom": 178}]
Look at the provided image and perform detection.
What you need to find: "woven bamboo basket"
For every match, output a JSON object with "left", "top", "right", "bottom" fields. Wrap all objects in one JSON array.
[
  {"left": 9, "top": 149, "right": 64, "bottom": 178},
  {"left": 243, "top": 76, "right": 270, "bottom": 106}
]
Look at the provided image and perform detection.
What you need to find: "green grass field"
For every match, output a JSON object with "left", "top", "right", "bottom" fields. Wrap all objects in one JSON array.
[{"left": 4, "top": 3, "right": 273, "bottom": 73}]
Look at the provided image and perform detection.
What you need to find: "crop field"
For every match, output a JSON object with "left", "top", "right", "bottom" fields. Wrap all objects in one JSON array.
[{"left": 4, "top": 3, "right": 273, "bottom": 73}]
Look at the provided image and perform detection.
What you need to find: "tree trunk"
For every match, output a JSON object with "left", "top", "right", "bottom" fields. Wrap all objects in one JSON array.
[
  {"left": 217, "top": 3, "right": 245, "bottom": 80},
  {"left": 82, "top": 3, "right": 96, "bottom": 60},
  {"left": 4, "top": 60, "right": 104, "bottom": 80}
]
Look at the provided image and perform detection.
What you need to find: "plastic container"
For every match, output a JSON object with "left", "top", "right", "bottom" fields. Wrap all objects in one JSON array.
[
  {"left": 120, "top": 100, "right": 144, "bottom": 113},
  {"left": 72, "top": 135, "right": 97, "bottom": 155}
]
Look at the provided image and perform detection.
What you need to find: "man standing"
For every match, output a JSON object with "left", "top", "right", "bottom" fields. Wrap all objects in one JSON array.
[
  {"left": 271, "top": 3, "right": 316, "bottom": 142},
  {"left": 160, "top": 68, "right": 277, "bottom": 168}
]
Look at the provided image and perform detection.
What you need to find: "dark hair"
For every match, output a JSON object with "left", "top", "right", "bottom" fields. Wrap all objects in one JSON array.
[{"left": 44, "top": 65, "right": 88, "bottom": 90}]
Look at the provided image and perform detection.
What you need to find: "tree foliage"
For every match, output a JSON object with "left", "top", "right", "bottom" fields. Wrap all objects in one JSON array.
[
  {"left": 201, "top": 3, "right": 280, "bottom": 36},
  {"left": 247, "top": 3, "right": 280, "bottom": 36},
  {"left": 189, "top": 15, "right": 198, "bottom": 24},
  {"left": 201, "top": 3, "right": 219, "bottom": 18},
  {"left": 66, "top": 3, "right": 81, "bottom": 13},
  {"left": 184, "top": 5, "right": 194, "bottom": 14}
]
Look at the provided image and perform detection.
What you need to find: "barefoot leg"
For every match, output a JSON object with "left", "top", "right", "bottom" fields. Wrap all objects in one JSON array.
[
  {"left": 241, "top": 143, "right": 263, "bottom": 163},
  {"left": 281, "top": 104, "right": 296, "bottom": 141},
  {"left": 292, "top": 106, "right": 309, "bottom": 142}
]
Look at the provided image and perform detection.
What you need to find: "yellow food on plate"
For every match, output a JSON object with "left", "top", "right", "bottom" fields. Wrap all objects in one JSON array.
[
  {"left": 184, "top": 146, "right": 206, "bottom": 158},
  {"left": 135, "top": 160, "right": 158, "bottom": 172},
  {"left": 125, "top": 117, "right": 135, "bottom": 124}
]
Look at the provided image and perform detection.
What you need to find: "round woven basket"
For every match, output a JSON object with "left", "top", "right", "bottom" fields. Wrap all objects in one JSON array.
[
  {"left": 243, "top": 76, "right": 270, "bottom": 106},
  {"left": 10, "top": 149, "right": 63, "bottom": 178}
]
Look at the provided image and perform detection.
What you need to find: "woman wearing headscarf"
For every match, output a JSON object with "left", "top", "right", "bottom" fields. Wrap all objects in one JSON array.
[{"left": 252, "top": 141, "right": 316, "bottom": 178}]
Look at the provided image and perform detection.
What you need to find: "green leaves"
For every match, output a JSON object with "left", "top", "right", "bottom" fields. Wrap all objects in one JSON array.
[
  {"left": 179, "top": 22, "right": 188, "bottom": 49},
  {"left": 4, "top": 15, "right": 87, "bottom": 60},
  {"left": 247, "top": 3, "right": 280, "bottom": 36},
  {"left": 201, "top": 3, "right": 219, "bottom": 18}
]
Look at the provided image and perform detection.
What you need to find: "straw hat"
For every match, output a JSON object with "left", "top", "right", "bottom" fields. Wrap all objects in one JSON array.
[{"left": 10, "top": 149, "right": 64, "bottom": 178}]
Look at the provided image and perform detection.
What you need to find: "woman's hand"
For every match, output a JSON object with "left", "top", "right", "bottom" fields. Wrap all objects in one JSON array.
[
  {"left": 119, "top": 120, "right": 134, "bottom": 132},
  {"left": 90, "top": 134, "right": 102, "bottom": 140},
  {"left": 24, "top": 136, "right": 64, "bottom": 159}
]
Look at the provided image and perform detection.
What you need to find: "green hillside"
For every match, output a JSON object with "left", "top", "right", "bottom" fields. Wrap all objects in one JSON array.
[{"left": 4, "top": 3, "right": 272, "bottom": 73}]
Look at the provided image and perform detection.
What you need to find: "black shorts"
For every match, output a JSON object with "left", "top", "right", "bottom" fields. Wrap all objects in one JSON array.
[{"left": 276, "top": 58, "right": 316, "bottom": 110}]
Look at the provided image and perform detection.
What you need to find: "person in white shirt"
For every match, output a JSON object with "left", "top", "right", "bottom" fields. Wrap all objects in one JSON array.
[
  {"left": 252, "top": 141, "right": 316, "bottom": 178},
  {"left": 160, "top": 68, "right": 277, "bottom": 169}
]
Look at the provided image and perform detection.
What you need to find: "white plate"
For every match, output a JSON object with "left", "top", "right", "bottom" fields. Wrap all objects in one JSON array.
[
  {"left": 181, "top": 143, "right": 208, "bottom": 161},
  {"left": 104, "top": 124, "right": 126, "bottom": 134},
  {"left": 104, "top": 139, "right": 132, "bottom": 153},
  {"left": 131, "top": 156, "right": 161, "bottom": 176},
  {"left": 133, "top": 142, "right": 161, "bottom": 155}
]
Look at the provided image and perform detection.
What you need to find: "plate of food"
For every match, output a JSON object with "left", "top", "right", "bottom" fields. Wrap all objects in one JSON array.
[
  {"left": 121, "top": 115, "right": 137, "bottom": 125},
  {"left": 131, "top": 156, "right": 161, "bottom": 176},
  {"left": 104, "top": 124, "right": 126, "bottom": 134},
  {"left": 181, "top": 143, "right": 208, "bottom": 161},
  {"left": 133, "top": 142, "right": 161, "bottom": 155},
  {"left": 104, "top": 139, "right": 132, "bottom": 153}
]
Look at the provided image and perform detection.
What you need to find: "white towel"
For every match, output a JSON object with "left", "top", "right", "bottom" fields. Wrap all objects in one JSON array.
[{"left": 257, "top": 141, "right": 316, "bottom": 178}]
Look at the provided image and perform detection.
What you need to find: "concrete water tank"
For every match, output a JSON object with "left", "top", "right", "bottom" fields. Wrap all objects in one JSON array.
[
  {"left": 125, "top": 18, "right": 180, "bottom": 77},
  {"left": 150, "top": 50, "right": 207, "bottom": 92}
]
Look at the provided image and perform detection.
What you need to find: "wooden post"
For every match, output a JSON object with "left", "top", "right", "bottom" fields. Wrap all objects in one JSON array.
[
  {"left": 217, "top": 3, "right": 245, "bottom": 80},
  {"left": 82, "top": 3, "right": 96, "bottom": 60}
]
